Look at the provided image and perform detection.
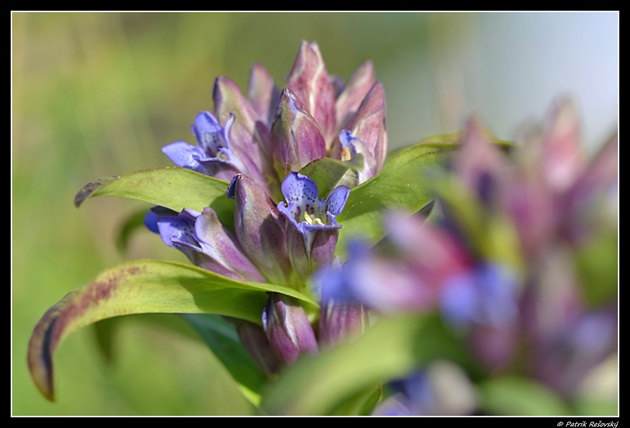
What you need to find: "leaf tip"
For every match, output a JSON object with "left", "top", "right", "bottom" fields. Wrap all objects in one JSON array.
[{"left": 73, "top": 175, "right": 119, "bottom": 208}]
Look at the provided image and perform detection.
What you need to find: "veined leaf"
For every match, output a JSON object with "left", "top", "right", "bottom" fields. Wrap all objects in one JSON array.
[
  {"left": 336, "top": 143, "right": 457, "bottom": 258},
  {"left": 27, "top": 259, "right": 314, "bottom": 402}
]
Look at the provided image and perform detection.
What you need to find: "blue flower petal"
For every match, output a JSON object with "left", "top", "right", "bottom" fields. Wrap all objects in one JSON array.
[
  {"left": 191, "top": 111, "right": 233, "bottom": 155},
  {"left": 281, "top": 172, "right": 321, "bottom": 215},
  {"left": 162, "top": 141, "right": 205, "bottom": 171},
  {"left": 325, "top": 185, "right": 350, "bottom": 217}
]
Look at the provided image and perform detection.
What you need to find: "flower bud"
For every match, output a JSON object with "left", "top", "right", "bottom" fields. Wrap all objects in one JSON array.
[
  {"left": 262, "top": 294, "right": 318, "bottom": 364},
  {"left": 271, "top": 88, "right": 326, "bottom": 176},
  {"left": 286, "top": 40, "right": 337, "bottom": 145},
  {"left": 227, "top": 174, "right": 294, "bottom": 286}
]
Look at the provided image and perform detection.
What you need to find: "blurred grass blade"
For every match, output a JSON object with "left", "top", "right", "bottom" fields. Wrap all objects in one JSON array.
[
  {"left": 181, "top": 314, "right": 266, "bottom": 406},
  {"left": 27, "top": 259, "right": 315, "bottom": 402},
  {"left": 477, "top": 376, "right": 572, "bottom": 415},
  {"left": 259, "top": 312, "right": 468, "bottom": 415},
  {"left": 336, "top": 143, "right": 457, "bottom": 258}
]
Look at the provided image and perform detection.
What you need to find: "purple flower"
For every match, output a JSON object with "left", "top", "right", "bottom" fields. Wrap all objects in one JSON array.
[
  {"left": 162, "top": 112, "right": 246, "bottom": 182},
  {"left": 277, "top": 172, "right": 349, "bottom": 279},
  {"left": 145, "top": 206, "right": 264, "bottom": 283}
]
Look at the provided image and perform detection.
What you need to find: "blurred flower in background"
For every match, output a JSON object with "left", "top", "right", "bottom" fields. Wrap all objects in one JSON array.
[{"left": 316, "top": 97, "right": 618, "bottom": 415}]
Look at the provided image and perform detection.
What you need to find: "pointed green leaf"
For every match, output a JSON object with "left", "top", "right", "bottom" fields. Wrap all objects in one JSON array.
[
  {"left": 336, "top": 143, "right": 458, "bottom": 258},
  {"left": 74, "top": 166, "right": 232, "bottom": 212},
  {"left": 477, "top": 376, "right": 572, "bottom": 416},
  {"left": 27, "top": 259, "right": 315, "bottom": 402},
  {"left": 181, "top": 314, "right": 267, "bottom": 406},
  {"left": 259, "top": 312, "right": 469, "bottom": 415},
  {"left": 299, "top": 155, "right": 364, "bottom": 198}
]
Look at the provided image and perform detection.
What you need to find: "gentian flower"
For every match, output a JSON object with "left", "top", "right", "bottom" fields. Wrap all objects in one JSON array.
[
  {"left": 277, "top": 171, "right": 350, "bottom": 280},
  {"left": 162, "top": 112, "right": 247, "bottom": 182},
  {"left": 145, "top": 206, "right": 264, "bottom": 283}
]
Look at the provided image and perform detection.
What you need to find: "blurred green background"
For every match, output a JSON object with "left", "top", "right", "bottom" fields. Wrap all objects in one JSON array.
[{"left": 12, "top": 12, "right": 618, "bottom": 416}]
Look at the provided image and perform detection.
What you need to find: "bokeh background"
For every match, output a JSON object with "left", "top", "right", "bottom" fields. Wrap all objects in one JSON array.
[{"left": 12, "top": 12, "right": 618, "bottom": 416}]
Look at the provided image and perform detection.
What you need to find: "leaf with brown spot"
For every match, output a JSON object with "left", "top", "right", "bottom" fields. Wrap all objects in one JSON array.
[{"left": 27, "top": 259, "right": 316, "bottom": 402}]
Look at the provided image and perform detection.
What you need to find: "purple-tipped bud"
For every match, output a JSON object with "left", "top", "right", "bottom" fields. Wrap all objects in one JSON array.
[
  {"left": 233, "top": 319, "right": 282, "bottom": 378},
  {"left": 341, "top": 82, "right": 388, "bottom": 170},
  {"left": 286, "top": 41, "right": 337, "bottom": 146},
  {"left": 453, "top": 117, "right": 504, "bottom": 205},
  {"left": 213, "top": 77, "right": 270, "bottom": 189},
  {"left": 247, "top": 63, "right": 280, "bottom": 126},
  {"left": 563, "top": 133, "right": 618, "bottom": 245},
  {"left": 227, "top": 174, "right": 294, "bottom": 286},
  {"left": 262, "top": 294, "right": 318, "bottom": 364},
  {"left": 335, "top": 61, "right": 377, "bottom": 129},
  {"left": 271, "top": 88, "right": 327, "bottom": 176},
  {"left": 213, "top": 76, "right": 258, "bottom": 133},
  {"left": 540, "top": 96, "right": 585, "bottom": 192},
  {"left": 318, "top": 301, "right": 370, "bottom": 347}
]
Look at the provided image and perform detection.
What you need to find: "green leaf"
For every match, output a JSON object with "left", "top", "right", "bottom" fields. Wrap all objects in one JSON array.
[
  {"left": 477, "top": 376, "right": 572, "bottom": 416},
  {"left": 336, "top": 143, "right": 457, "bottom": 258},
  {"left": 74, "top": 167, "right": 234, "bottom": 228},
  {"left": 573, "top": 226, "right": 618, "bottom": 308},
  {"left": 328, "top": 384, "right": 383, "bottom": 416},
  {"left": 181, "top": 314, "right": 267, "bottom": 406},
  {"left": 299, "top": 155, "right": 363, "bottom": 198},
  {"left": 27, "top": 259, "right": 315, "bottom": 402},
  {"left": 259, "top": 312, "right": 469, "bottom": 415}
]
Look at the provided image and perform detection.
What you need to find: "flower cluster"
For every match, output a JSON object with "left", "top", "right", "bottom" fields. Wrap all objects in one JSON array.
[
  {"left": 317, "top": 100, "right": 618, "bottom": 415},
  {"left": 162, "top": 40, "right": 387, "bottom": 199},
  {"left": 144, "top": 41, "right": 386, "bottom": 373}
]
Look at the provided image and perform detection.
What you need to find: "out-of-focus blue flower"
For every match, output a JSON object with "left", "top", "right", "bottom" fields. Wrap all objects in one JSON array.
[
  {"left": 373, "top": 361, "right": 477, "bottom": 416},
  {"left": 440, "top": 262, "right": 519, "bottom": 329}
]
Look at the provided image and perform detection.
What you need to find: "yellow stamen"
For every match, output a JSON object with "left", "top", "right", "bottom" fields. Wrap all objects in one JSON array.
[{"left": 304, "top": 212, "right": 325, "bottom": 226}]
